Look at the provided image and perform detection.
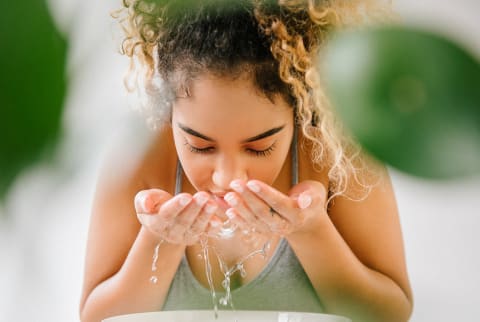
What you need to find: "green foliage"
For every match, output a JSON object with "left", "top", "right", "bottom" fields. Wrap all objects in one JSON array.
[
  {"left": 0, "top": 0, "right": 68, "bottom": 199},
  {"left": 1, "top": 1, "right": 479, "bottom": 203},
  {"left": 323, "top": 26, "right": 480, "bottom": 179}
]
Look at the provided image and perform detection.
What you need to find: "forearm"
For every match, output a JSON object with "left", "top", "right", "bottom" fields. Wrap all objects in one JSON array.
[
  {"left": 80, "top": 227, "right": 185, "bottom": 322},
  {"left": 287, "top": 216, "right": 412, "bottom": 322}
]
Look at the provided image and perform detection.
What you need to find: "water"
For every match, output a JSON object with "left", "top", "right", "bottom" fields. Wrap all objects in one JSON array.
[
  {"left": 149, "top": 240, "right": 163, "bottom": 284},
  {"left": 215, "top": 239, "right": 271, "bottom": 310},
  {"left": 201, "top": 237, "right": 219, "bottom": 318},
  {"left": 148, "top": 229, "right": 272, "bottom": 316}
]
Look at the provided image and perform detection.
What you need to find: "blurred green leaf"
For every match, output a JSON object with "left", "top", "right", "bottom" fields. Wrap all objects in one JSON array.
[
  {"left": 0, "top": 0, "right": 68, "bottom": 199},
  {"left": 323, "top": 26, "right": 480, "bottom": 179}
]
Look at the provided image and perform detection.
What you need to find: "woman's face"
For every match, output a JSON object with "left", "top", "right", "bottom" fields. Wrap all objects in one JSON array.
[{"left": 171, "top": 74, "right": 294, "bottom": 211}]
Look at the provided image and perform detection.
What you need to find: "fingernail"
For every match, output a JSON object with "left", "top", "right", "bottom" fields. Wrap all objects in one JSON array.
[
  {"left": 179, "top": 195, "right": 192, "bottom": 206},
  {"left": 226, "top": 208, "right": 236, "bottom": 219},
  {"left": 194, "top": 194, "right": 208, "bottom": 206},
  {"left": 230, "top": 180, "right": 244, "bottom": 193},
  {"left": 205, "top": 204, "right": 217, "bottom": 214},
  {"left": 298, "top": 193, "right": 312, "bottom": 209},
  {"left": 224, "top": 193, "right": 237, "bottom": 206},
  {"left": 246, "top": 181, "right": 260, "bottom": 193}
]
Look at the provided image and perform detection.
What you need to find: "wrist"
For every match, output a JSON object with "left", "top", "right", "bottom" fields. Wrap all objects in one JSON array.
[{"left": 138, "top": 226, "right": 187, "bottom": 251}]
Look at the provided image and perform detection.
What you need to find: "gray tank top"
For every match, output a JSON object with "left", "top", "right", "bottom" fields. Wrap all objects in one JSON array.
[{"left": 163, "top": 126, "right": 324, "bottom": 312}]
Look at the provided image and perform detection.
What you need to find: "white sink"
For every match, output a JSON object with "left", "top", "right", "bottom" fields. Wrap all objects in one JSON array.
[{"left": 103, "top": 310, "right": 351, "bottom": 322}]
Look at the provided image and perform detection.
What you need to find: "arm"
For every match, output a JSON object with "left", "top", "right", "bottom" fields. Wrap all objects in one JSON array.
[
  {"left": 226, "top": 166, "right": 412, "bottom": 321},
  {"left": 79, "top": 126, "right": 221, "bottom": 322},
  {"left": 79, "top": 159, "right": 186, "bottom": 322},
  {"left": 287, "top": 172, "right": 413, "bottom": 322},
  {"left": 79, "top": 128, "right": 186, "bottom": 322}
]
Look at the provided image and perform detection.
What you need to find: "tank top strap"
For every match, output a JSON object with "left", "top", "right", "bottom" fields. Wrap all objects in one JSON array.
[
  {"left": 174, "top": 158, "right": 183, "bottom": 195},
  {"left": 290, "top": 124, "right": 299, "bottom": 186}
]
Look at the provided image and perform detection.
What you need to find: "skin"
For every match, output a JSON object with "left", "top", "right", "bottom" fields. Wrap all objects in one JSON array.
[{"left": 79, "top": 74, "right": 413, "bottom": 322}]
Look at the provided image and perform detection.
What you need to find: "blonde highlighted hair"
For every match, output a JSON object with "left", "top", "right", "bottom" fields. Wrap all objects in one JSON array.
[{"left": 114, "top": 0, "right": 392, "bottom": 202}]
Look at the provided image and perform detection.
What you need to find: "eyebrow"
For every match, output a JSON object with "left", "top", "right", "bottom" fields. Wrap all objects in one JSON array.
[{"left": 177, "top": 123, "right": 285, "bottom": 143}]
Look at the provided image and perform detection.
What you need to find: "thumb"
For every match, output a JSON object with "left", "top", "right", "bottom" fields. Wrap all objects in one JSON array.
[{"left": 289, "top": 181, "right": 327, "bottom": 210}]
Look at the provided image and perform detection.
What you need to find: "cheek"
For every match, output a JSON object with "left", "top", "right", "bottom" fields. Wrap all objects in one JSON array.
[
  {"left": 175, "top": 141, "right": 213, "bottom": 189},
  {"left": 184, "top": 160, "right": 212, "bottom": 188},
  {"left": 247, "top": 144, "right": 291, "bottom": 185},
  {"left": 247, "top": 162, "right": 280, "bottom": 185}
]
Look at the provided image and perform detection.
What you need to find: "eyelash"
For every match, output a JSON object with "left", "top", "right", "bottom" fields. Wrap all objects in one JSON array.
[{"left": 184, "top": 142, "right": 276, "bottom": 157}]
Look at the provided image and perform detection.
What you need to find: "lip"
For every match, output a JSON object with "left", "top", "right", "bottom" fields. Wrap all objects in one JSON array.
[{"left": 210, "top": 191, "right": 226, "bottom": 198}]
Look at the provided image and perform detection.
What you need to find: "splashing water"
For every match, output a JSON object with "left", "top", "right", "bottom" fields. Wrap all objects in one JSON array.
[
  {"left": 148, "top": 227, "right": 273, "bottom": 317},
  {"left": 215, "top": 239, "right": 271, "bottom": 309},
  {"left": 149, "top": 240, "right": 163, "bottom": 284},
  {"left": 201, "top": 237, "right": 219, "bottom": 318}
]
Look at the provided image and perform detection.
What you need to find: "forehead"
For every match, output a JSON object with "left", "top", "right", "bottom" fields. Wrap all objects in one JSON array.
[{"left": 172, "top": 75, "right": 293, "bottom": 129}]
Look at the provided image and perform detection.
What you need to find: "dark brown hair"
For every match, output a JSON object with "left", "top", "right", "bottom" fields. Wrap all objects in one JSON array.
[{"left": 116, "top": 0, "right": 390, "bottom": 201}]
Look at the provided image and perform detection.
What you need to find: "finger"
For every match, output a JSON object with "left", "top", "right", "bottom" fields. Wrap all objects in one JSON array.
[
  {"left": 230, "top": 180, "right": 275, "bottom": 219},
  {"left": 206, "top": 215, "right": 223, "bottom": 237},
  {"left": 173, "top": 192, "right": 210, "bottom": 227},
  {"left": 134, "top": 189, "right": 171, "bottom": 214},
  {"left": 157, "top": 193, "right": 193, "bottom": 222},
  {"left": 168, "top": 192, "right": 210, "bottom": 238},
  {"left": 289, "top": 180, "right": 328, "bottom": 211},
  {"left": 224, "top": 192, "right": 270, "bottom": 233},
  {"left": 267, "top": 208, "right": 291, "bottom": 234},
  {"left": 140, "top": 193, "right": 192, "bottom": 236},
  {"left": 225, "top": 207, "right": 255, "bottom": 235},
  {"left": 245, "top": 180, "right": 298, "bottom": 223},
  {"left": 189, "top": 200, "right": 218, "bottom": 237},
  {"left": 231, "top": 180, "right": 295, "bottom": 232}
]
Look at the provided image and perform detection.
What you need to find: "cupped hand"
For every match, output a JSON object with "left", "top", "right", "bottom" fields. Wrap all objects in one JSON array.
[
  {"left": 134, "top": 189, "right": 221, "bottom": 245},
  {"left": 223, "top": 179, "right": 328, "bottom": 237}
]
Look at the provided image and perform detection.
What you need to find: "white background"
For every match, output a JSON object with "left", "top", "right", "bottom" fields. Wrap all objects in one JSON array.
[{"left": 0, "top": 1, "right": 479, "bottom": 321}]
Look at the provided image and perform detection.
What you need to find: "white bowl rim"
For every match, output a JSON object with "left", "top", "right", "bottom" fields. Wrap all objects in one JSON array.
[{"left": 103, "top": 309, "right": 352, "bottom": 322}]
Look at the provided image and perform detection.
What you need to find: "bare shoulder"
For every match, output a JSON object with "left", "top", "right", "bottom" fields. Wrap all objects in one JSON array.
[
  {"left": 298, "top": 135, "right": 412, "bottom": 300},
  {"left": 80, "top": 125, "right": 177, "bottom": 305},
  {"left": 328, "top": 164, "right": 413, "bottom": 300}
]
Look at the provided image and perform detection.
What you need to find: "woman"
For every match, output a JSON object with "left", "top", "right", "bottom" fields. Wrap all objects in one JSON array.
[{"left": 80, "top": 1, "right": 413, "bottom": 321}]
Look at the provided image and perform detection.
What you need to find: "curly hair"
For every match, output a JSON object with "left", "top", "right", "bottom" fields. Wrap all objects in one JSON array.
[{"left": 114, "top": 0, "right": 392, "bottom": 202}]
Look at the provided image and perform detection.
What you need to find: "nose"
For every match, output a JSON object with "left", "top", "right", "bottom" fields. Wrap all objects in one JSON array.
[{"left": 212, "top": 154, "right": 248, "bottom": 190}]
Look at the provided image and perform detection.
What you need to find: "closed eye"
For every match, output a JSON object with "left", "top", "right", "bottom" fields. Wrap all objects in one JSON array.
[
  {"left": 185, "top": 143, "right": 214, "bottom": 154},
  {"left": 184, "top": 142, "right": 276, "bottom": 157},
  {"left": 247, "top": 143, "right": 276, "bottom": 157}
]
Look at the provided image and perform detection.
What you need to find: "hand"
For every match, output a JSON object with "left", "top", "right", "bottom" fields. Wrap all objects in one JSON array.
[
  {"left": 134, "top": 189, "right": 221, "bottom": 245},
  {"left": 223, "top": 179, "right": 328, "bottom": 237}
]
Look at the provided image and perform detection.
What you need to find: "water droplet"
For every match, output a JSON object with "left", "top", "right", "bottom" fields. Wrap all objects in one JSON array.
[
  {"left": 150, "top": 241, "right": 163, "bottom": 275},
  {"left": 150, "top": 276, "right": 158, "bottom": 284},
  {"left": 213, "top": 304, "right": 218, "bottom": 319},
  {"left": 240, "top": 267, "right": 247, "bottom": 278},
  {"left": 218, "top": 225, "right": 236, "bottom": 239},
  {"left": 219, "top": 297, "right": 228, "bottom": 306},
  {"left": 221, "top": 279, "right": 229, "bottom": 289}
]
